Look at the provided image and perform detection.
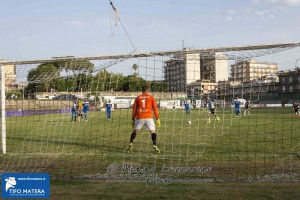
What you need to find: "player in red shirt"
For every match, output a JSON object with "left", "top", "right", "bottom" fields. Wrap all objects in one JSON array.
[{"left": 128, "top": 85, "right": 161, "bottom": 154}]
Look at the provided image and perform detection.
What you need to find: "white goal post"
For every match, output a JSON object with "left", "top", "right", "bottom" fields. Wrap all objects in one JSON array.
[{"left": 1, "top": 64, "right": 6, "bottom": 154}]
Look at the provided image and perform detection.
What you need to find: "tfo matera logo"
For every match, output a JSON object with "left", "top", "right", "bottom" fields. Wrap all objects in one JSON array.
[
  {"left": 1, "top": 173, "right": 50, "bottom": 199},
  {"left": 5, "top": 177, "right": 17, "bottom": 192}
]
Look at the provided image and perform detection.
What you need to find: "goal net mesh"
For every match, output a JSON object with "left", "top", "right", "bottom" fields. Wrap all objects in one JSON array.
[{"left": 1, "top": 46, "right": 300, "bottom": 183}]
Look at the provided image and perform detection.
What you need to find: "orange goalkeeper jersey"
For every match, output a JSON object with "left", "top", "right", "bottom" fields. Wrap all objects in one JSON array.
[{"left": 132, "top": 93, "right": 159, "bottom": 120}]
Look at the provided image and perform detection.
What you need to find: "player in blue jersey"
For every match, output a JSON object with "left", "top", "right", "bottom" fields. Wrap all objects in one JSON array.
[
  {"left": 184, "top": 101, "right": 190, "bottom": 115},
  {"left": 71, "top": 101, "right": 77, "bottom": 122},
  {"left": 233, "top": 96, "right": 241, "bottom": 117},
  {"left": 82, "top": 99, "right": 90, "bottom": 122},
  {"left": 106, "top": 100, "right": 113, "bottom": 120},
  {"left": 206, "top": 97, "right": 220, "bottom": 123}
]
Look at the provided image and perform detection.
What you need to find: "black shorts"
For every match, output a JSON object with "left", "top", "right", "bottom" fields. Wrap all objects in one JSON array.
[
  {"left": 294, "top": 109, "right": 299, "bottom": 113},
  {"left": 208, "top": 108, "right": 215, "bottom": 114},
  {"left": 245, "top": 106, "right": 250, "bottom": 110}
]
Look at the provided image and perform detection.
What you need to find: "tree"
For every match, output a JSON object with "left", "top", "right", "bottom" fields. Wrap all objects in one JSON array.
[
  {"left": 6, "top": 91, "right": 22, "bottom": 99},
  {"left": 112, "top": 73, "right": 126, "bottom": 91},
  {"left": 91, "top": 69, "right": 110, "bottom": 91},
  {"left": 64, "top": 77, "right": 76, "bottom": 92},
  {"left": 51, "top": 78, "right": 66, "bottom": 92},
  {"left": 51, "top": 59, "right": 94, "bottom": 74},
  {"left": 122, "top": 75, "right": 147, "bottom": 92},
  {"left": 150, "top": 81, "right": 168, "bottom": 92},
  {"left": 132, "top": 64, "right": 138, "bottom": 77},
  {"left": 73, "top": 74, "right": 93, "bottom": 92},
  {"left": 27, "top": 63, "right": 59, "bottom": 92}
]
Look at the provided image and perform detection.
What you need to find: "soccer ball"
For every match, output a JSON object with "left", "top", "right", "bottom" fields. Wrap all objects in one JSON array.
[{"left": 188, "top": 121, "right": 192, "bottom": 124}]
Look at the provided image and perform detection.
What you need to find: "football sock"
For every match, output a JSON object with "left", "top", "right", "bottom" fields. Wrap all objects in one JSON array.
[
  {"left": 151, "top": 133, "right": 157, "bottom": 146},
  {"left": 130, "top": 132, "right": 136, "bottom": 144}
]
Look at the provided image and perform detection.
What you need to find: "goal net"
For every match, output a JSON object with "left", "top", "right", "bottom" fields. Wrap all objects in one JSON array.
[{"left": 1, "top": 44, "right": 300, "bottom": 183}]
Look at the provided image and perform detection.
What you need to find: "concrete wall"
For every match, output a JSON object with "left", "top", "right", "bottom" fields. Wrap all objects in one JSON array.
[
  {"left": 6, "top": 91, "right": 188, "bottom": 110},
  {"left": 6, "top": 100, "right": 74, "bottom": 110},
  {"left": 34, "top": 91, "right": 187, "bottom": 100}
]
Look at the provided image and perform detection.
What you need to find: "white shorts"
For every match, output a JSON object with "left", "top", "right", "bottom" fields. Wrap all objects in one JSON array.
[{"left": 134, "top": 119, "right": 155, "bottom": 131}]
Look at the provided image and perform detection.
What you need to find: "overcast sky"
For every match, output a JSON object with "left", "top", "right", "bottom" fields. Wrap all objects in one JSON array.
[{"left": 0, "top": 0, "right": 300, "bottom": 66}]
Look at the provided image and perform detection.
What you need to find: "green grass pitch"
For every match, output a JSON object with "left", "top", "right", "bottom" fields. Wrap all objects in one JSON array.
[{"left": 1, "top": 107, "right": 300, "bottom": 182}]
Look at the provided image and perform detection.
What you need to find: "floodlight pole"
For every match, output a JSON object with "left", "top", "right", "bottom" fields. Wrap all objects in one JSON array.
[{"left": 1, "top": 64, "right": 6, "bottom": 154}]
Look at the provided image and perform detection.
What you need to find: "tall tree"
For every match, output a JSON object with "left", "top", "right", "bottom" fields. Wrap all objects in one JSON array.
[
  {"left": 51, "top": 59, "right": 94, "bottom": 74},
  {"left": 132, "top": 64, "right": 138, "bottom": 77},
  {"left": 122, "top": 75, "right": 147, "bottom": 92},
  {"left": 51, "top": 78, "right": 66, "bottom": 92},
  {"left": 150, "top": 80, "right": 168, "bottom": 92},
  {"left": 27, "top": 63, "right": 59, "bottom": 92}
]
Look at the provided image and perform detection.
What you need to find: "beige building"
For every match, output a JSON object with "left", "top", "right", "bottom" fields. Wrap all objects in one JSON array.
[
  {"left": 187, "top": 80, "right": 218, "bottom": 97},
  {"left": 218, "top": 80, "right": 242, "bottom": 97},
  {"left": 278, "top": 68, "right": 300, "bottom": 93},
  {"left": 230, "top": 59, "right": 277, "bottom": 82},
  {"left": 201, "top": 53, "right": 228, "bottom": 82},
  {"left": 0, "top": 59, "right": 17, "bottom": 90},
  {"left": 260, "top": 74, "right": 279, "bottom": 83},
  {"left": 164, "top": 52, "right": 228, "bottom": 92},
  {"left": 164, "top": 53, "right": 200, "bottom": 92}
]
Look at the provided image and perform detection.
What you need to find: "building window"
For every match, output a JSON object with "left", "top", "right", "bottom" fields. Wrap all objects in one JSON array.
[
  {"left": 289, "top": 86, "right": 293, "bottom": 92},
  {"left": 282, "top": 86, "right": 285, "bottom": 92},
  {"left": 289, "top": 77, "right": 293, "bottom": 83},
  {"left": 282, "top": 78, "right": 285, "bottom": 83}
]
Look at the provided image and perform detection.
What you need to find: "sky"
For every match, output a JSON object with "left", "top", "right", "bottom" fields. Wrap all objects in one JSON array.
[{"left": 0, "top": 0, "right": 300, "bottom": 65}]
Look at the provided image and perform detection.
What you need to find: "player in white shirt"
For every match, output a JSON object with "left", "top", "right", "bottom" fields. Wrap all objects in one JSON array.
[{"left": 206, "top": 97, "right": 220, "bottom": 123}]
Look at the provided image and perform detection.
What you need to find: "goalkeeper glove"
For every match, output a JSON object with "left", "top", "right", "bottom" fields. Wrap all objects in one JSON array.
[
  {"left": 131, "top": 120, "right": 135, "bottom": 129},
  {"left": 156, "top": 119, "right": 161, "bottom": 127}
]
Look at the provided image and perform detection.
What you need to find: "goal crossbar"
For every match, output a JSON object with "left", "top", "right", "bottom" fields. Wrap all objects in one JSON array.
[{"left": 1, "top": 42, "right": 299, "bottom": 65}]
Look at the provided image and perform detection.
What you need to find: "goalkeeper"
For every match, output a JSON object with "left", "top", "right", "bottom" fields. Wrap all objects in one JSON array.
[{"left": 128, "top": 85, "right": 161, "bottom": 154}]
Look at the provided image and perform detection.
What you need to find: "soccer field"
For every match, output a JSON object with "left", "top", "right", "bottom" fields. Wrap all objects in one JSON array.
[{"left": 1, "top": 107, "right": 300, "bottom": 182}]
